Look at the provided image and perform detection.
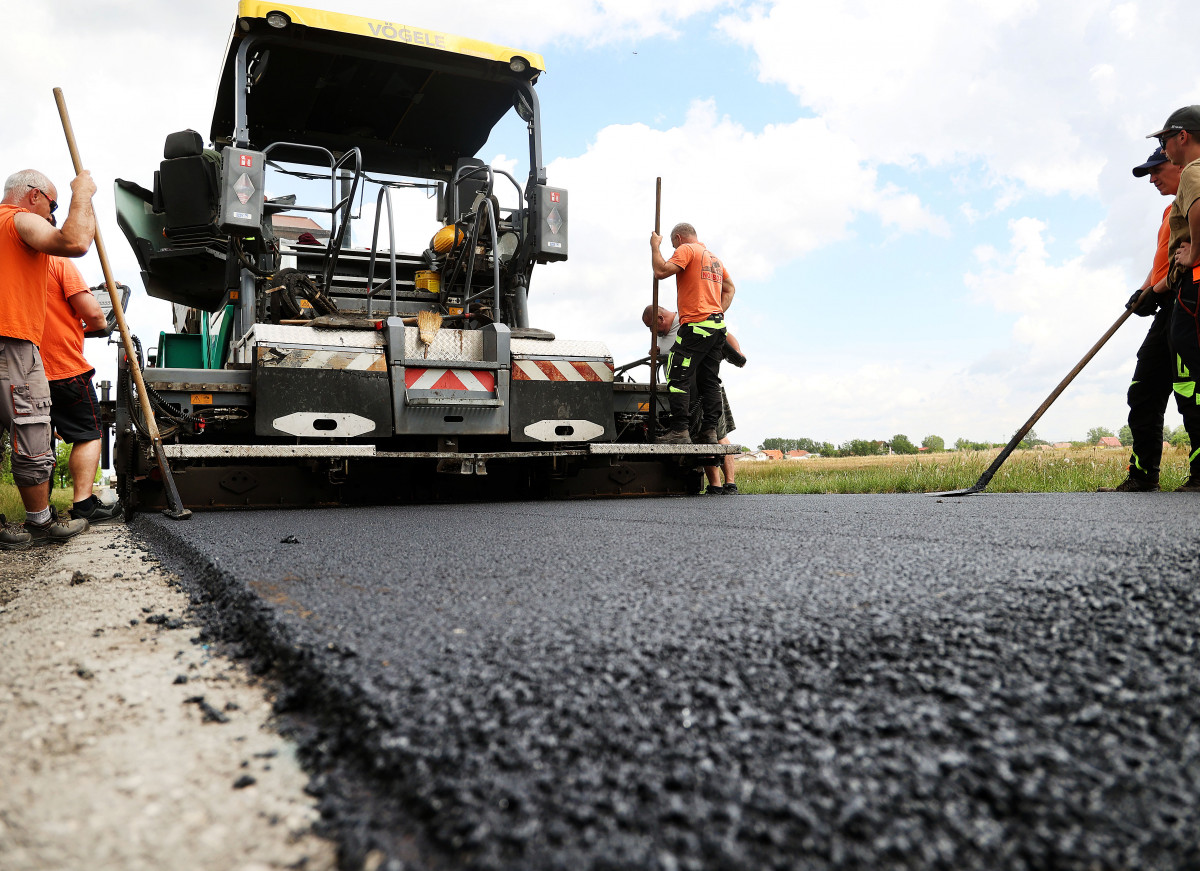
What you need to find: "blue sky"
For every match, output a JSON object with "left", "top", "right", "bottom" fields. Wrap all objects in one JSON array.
[{"left": 6, "top": 1, "right": 1199, "bottom": 450}]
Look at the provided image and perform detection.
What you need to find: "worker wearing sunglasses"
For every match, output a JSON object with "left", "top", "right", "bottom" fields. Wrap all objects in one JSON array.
[{"left": 0, "top": 167, "right": 97, "bottom": 548}]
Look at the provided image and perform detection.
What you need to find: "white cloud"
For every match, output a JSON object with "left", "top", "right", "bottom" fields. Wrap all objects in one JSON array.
[
  {"left": 524, "top": 100, "right": 944, "bottom": 370},
  {"left": 724, "top": 215, "right": 1153, "bottom": 448},
  {"left": 718, "top": 0, "right": 1197, "bottom": 198}
]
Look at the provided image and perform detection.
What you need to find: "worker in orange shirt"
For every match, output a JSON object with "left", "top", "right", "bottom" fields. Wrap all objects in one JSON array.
[
  {"left": 1151, "top": 106, "right": 1200, "bottom": 491},
  {"left": 0, "top": 168, "right": 95, "bottom": 550},
  {"left": 1100, "top": 146, "right": 1182, "bottom": 491},
  {"left": 649, "top": 222, "right": 736, "bottom": 445},
  {"left": 41, "top": 257, "right": 123, "bottom": 523}
]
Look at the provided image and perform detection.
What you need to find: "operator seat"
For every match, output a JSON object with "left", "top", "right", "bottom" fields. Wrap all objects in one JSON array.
[
  {"left": 442, "top": 157, "right": 488, "bottom": 222},
  {"left": 156, "top": 129, "right": 220, "bottom": 235}
]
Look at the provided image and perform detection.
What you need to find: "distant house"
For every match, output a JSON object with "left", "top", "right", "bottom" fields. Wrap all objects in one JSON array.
[
  {"left": 786, "top": 450, "right": 810, "bottom": 459},
  {"left": 736, "top": 451, "right": 770, "bottom": 462},
  {"left": 1097, "top": 436, "right": 1123, "bottom": 449},
  {"left": 271, "top": 215, "right": 330, "bottom": 243},
  {"left": 761, "top": 449, "right": 784, "bottom": 461},
  {"left": 1053, "top": 442, "right": 1072, "bottom": 450}
]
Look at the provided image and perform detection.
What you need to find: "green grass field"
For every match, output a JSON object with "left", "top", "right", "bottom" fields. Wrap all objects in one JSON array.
[
  {"left": 0, "top": 485, "right": 75, "bottom": 521},
  {"left": 1, "top": 447, "right": 1182, "bottom": 511},
  {"left": 732, "top": 447, "right": 1191, "bottom": 494}
]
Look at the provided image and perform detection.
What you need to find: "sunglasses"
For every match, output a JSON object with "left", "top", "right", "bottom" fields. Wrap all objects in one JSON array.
[
  {"left": 1157, "top": 128, "right": 1185, "bottom": 148},
  {"left": 27, "top": 185, "right": 57, "bottom": 214}
]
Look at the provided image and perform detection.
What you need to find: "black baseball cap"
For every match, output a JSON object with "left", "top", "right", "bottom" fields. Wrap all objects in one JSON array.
[
  {"left": 1146, "top": 106, "right": 1200, "bottom": 138},
  {"left": 1132, "top": 146, "right": 1169, "bottom": 177}
]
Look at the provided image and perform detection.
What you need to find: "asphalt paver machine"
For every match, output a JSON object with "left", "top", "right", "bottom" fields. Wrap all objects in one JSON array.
[{"left": 111, "top": 1, "right": 733, "bottom": 510}]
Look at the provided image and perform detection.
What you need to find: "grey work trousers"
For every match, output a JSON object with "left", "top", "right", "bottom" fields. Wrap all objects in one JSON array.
[{"left": 0, "top": 337, "right": 56, "bottom": 487}]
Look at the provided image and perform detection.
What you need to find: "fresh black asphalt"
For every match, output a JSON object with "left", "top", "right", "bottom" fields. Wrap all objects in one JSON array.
[{"left": 138, "top": 494, "right": 1200, "bottom": 870}]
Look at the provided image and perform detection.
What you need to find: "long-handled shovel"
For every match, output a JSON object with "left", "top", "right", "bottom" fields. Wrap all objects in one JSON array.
[
  {"left": 928, "top": 287, "right": 1156, "bottom": 497},
  {"left": 53, "top": 87, "right": 192, "bottom": 520},
  {"left": 648, "top": 177, "right": 663, "bottom": 438}
]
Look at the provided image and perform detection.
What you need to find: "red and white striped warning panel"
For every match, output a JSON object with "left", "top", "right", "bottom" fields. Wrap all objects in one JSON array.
[
  {"left": 512, "top": 360, "right": 614, "bottom": 383},
  {"left": 404, "top": 368, "right": 496, "bottom": 392}
]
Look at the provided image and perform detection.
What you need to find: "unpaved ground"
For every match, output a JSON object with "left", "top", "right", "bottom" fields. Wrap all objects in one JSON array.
[{"left": 0, "top": 524, "right": 338, "bottom": 871}]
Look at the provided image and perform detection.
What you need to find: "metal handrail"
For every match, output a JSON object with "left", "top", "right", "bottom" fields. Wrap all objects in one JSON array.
[
  {"left": 440, "top": 165, "right": 504, "bottom": 316},
  {"left": 365, "top": 185, "right": 399, "bottom": 318},
  {"left": 261, "top": 141, "right": 362, "bottom": 294}
]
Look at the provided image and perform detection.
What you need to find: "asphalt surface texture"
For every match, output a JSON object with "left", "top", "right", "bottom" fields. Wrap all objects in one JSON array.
[{"left": 138, "top": 493, "right": 1200, "bottom": 871}]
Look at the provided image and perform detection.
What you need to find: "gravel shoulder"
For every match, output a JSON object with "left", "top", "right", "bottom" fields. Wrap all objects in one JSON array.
[{"left": 0, "top": 524, "right": 337, "bottom": 871}]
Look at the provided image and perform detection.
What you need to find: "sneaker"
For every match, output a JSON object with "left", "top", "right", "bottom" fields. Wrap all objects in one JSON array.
[
  {"left": 1097, "top": 476, "right": 1159, "bottom": 492},
  {"left": 657, "top": 428, "right": 691, "bottom": 445},
  {"left": 722, "top": 483, "right": 740, "bottom": 495},
  {"left": 698, "top": 427, "right": 719, "bottom": 444},
  {"left": 1173, "top": 476, "right": 1200, "bottom": 492},
  {"left": 0, "top": 514, "right": 32, "bottom": 551},
  {"left": 69, "top": 497, "right": 125, "bottom": 525},
  {"left": 705, "top": 484, "right": 726, "bottom": 495},
  {"left": 24, "top": 514, "right": 89, "bottom": 546}
]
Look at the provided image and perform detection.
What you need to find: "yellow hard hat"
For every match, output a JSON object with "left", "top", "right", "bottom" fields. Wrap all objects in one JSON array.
[{"left": 431, "top": 225, "right": 465, "bottom": 253}]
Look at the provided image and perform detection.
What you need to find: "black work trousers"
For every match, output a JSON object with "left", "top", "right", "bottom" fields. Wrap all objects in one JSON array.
[
  {"left": 1125, "top": 300, "right": 1175, "bottom": 479},
  {"left": 665, "top": 318, "right": 726, "bottom": 433},
  {"left": 1168, "top": 273, "right": 1200, "bottom": 475}
]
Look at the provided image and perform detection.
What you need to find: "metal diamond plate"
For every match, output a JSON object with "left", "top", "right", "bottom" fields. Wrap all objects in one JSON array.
[
  {"left": 404, "top": 326, "right": 485, "bottom": 361},
  {"left": 511, "top": 337, "right": 611, "bottom": 360},
  {"left": 587, "top": 443, "right": 741, "bottom": 455},
  {"left": 251, "top": 324, "right": 384, "bottom": 349},
  {"left": 162, "top": 444, "right": 377, "bottom": 458}
]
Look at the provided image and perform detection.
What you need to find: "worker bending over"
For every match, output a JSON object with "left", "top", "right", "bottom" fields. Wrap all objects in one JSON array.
[{"left": 643, "top": 304, "right": 744, "bottom": 493}]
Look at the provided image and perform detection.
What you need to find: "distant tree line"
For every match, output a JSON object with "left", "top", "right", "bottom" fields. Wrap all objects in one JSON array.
[
  {"left": 758, "top": 434, "right": 949, "bottom": 457},
  {"left": 758, "top": 424, "right": 1192, "bottom": 454}
]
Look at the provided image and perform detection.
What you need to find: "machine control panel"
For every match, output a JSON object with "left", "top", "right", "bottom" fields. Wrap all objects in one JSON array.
[
  {"left": 219, "top": 148, "right": 266, "bottom": 233},
  {"left": 531, "top": 185, "right": 568, "bottom": 263}
]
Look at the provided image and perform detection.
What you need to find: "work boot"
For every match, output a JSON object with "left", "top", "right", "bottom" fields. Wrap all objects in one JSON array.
[
  {"left": 69, "top": 496, "right": 125, "bottom": 525},
  {"left": 0, "top": 515, "right": 32, "bottom": 551},
  {"left": 24, "top": 513, "right": 88, "bottom": 546},
  {"left": 705, "top": 484, "right": 726, "bottom": 495},
  {"left": 698, "top": 427, "right": 719, "bottom": 445},
  {"left": 722, "top": 483, "right": 740, "bottom": 495},
  {"left": 1173, "top": 476, "right": 1200, "bottom": 492},
  {"left": 1097, "top": 475, "right": 1159, "bottom": 492},
  {"left": 657, "top": 428, "right": 691, "bottom": 445}
]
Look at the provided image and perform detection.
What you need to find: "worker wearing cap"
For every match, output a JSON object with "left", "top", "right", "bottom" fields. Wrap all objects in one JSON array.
[
  {"left": 0, "top": 168, "right": 96, "bottom": 550},
  {"left": 1149, "top": 106, "right": 1200, "bottom": 491},
  {"left": 649, "top": 223, "right": 736, "bottom": 445},
  {"left": 41, "top": 257, "right": 124, "bottom": 524},
  {"left": 1100, "top": 147, "right": 1183, "bottom": 491},
  {"left": 643, "top": 304, "right": 744, "bottom": 492}
]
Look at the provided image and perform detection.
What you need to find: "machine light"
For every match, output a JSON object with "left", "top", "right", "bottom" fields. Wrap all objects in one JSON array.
[
  {"left": 266, "top": 11, "right": 290, "bottom": 28},
  {"left": 509, "top": 56, "right": 528, "bottom": 73}
]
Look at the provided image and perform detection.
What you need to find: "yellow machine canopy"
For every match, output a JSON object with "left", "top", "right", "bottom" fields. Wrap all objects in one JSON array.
[{"left": 210, "top": 1, "right": 547, "bottom": 177}]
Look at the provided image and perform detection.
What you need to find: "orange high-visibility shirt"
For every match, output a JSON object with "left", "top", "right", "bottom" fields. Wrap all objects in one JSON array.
[
  {"left": 0, "top": 204, "right": 50, "bottom": 344},
  {"left": 41, "top": 256, "right": 93, "bottom": 380},
  {"left": 668, "top": 241, "right": 730, "bottom": 325}
]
